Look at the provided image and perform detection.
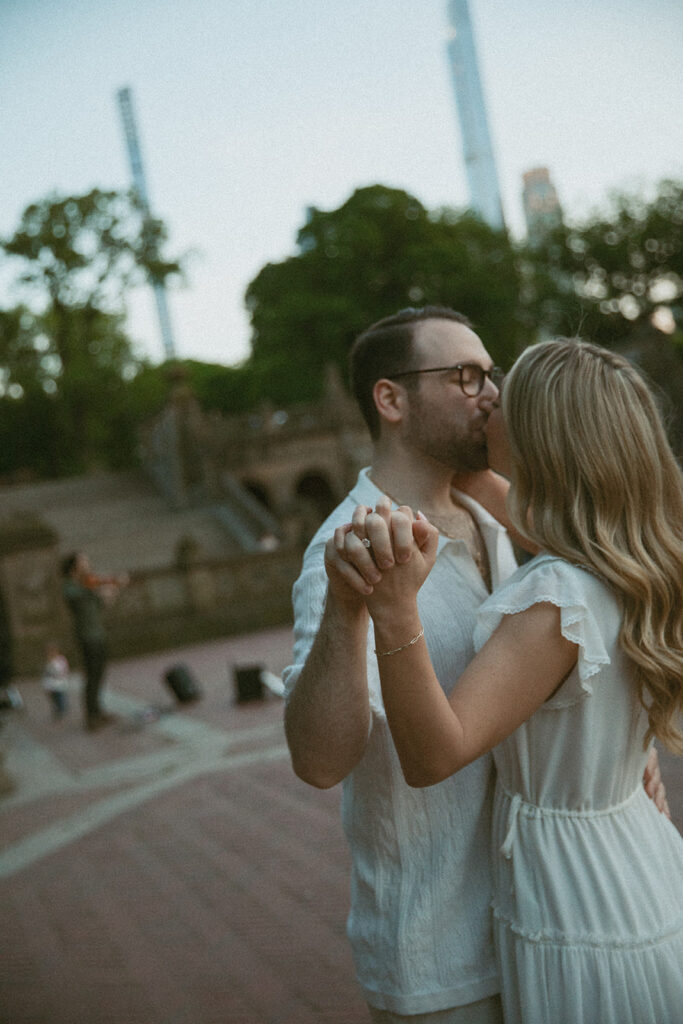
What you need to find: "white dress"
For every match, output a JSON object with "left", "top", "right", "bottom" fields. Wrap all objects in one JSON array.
[{"left": 473, "top": 554, "right": 683, "bottom": 1024}]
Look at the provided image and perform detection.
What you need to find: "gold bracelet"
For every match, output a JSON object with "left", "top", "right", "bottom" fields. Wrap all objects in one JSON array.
[{"left": 375, "top": 627, "right": 425, "bottom": 657}]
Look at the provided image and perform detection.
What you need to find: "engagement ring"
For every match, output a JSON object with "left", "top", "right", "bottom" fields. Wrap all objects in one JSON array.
[{"left": 361, "top": 537, "right": 372, "bottom": 548}]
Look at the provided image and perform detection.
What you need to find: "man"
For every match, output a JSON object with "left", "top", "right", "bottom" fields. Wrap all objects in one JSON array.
[
  {"left": 62, "top": 552, "right": 127, "bottom": 732},
  {"left": 283, "top": 307, "right": 512, "bottom": 1022},
  {"left": 282, "top": 307, "right": 665, "bottom": 1022}
]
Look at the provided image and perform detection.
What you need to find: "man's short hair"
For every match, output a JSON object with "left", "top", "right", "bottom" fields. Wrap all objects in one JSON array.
[{"left": 349, "top": 306, "right": 473, "bottom": 439}]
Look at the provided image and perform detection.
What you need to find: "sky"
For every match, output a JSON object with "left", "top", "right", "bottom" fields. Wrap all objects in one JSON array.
[{"left": 1, "top": 0, "right": 682, "bottom": 369}]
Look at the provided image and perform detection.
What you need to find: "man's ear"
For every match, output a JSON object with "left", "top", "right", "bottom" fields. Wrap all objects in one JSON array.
[{"left": 373, "top": 378, "right": 407, "bottom": 426}]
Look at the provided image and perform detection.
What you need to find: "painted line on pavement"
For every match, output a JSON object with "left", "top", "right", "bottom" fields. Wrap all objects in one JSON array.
[{"left": 0, "top": 741, "right": 290, "bottom": 879}]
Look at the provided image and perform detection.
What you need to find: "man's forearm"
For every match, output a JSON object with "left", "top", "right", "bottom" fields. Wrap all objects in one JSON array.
[{"left": 285, "top": 592, "right": 371, "bottom": 789}]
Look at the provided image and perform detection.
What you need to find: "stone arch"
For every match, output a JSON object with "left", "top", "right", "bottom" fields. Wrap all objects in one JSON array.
[
  {"left": 295, "top": 472, "right": 336, "bottom": 521},
  {"left": 242, "top": 479, "right": 273, "bottom": 512}
]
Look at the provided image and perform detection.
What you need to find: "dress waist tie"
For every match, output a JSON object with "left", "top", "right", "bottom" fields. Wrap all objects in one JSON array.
[
  {"left": 499, "top": 786, "right": 643, "bottom": 860},
  {"left": 500, "top": 792, "right": 522, "bottom": 860}
]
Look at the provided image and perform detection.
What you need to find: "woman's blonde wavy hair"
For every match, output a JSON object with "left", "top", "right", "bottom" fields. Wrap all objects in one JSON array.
[{"left": 503, "top": 338, "right": 683, "bottom": 754}]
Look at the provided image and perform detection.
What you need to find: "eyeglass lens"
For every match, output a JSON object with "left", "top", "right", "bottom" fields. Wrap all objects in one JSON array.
[
  {"left": 461, "top": 365, "right": 504, "bottom": 396},
  {"left": 460, "top": 366, "right": 484, "bottom": 395}
]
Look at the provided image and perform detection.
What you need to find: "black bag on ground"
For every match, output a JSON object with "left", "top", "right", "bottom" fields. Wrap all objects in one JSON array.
[{"left": 164, "top": 663, "right": 202, "bottom": 703}]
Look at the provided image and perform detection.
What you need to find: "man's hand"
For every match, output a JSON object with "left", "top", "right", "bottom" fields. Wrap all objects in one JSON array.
[
  {"left": 323, "top": 497, "right": 414, "bottom": 602},
  {"left": 643, "top": 746, "right": 670, "bottom": 818},
  {"left": 329, "top": 501, "right": 439, "bottom": 631},
  {"left": 364, "top": 508, "right": 438, "bottom": 624}
]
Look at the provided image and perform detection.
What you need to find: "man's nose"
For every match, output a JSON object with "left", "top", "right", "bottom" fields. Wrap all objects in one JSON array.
[{"left": 477, "top": 375, "right": 499, "bottom": 413}]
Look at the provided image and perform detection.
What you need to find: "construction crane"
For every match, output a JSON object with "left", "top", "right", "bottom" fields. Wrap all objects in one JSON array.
[{"left": 117, "top": 86, "right": 177, "bottom": 361}]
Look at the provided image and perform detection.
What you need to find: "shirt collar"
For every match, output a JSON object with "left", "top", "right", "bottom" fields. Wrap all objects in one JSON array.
[
  {"left": 348, "top": 467, "right": 389, "bottom": 508},
  {"left": 349, "top": 468, "right": 505, "bottom": 539},
  {"left": 347, "top": 468, "right": 516, "bottom": 586}
]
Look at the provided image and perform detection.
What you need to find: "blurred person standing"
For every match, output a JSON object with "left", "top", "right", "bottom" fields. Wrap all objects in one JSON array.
[{"left": 61, "top": 552, "right": 128, "bottom": 731}]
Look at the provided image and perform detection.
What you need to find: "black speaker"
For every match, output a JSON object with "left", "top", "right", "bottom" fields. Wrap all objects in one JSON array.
[
  {"left": 164, "top": 663, "right": 202, "bottom": 703},
  {"left": 233, "top": 665, "right": 265, "bottom": 704}
]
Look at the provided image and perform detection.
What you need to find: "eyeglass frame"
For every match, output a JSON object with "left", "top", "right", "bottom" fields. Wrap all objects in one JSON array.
[{"left": 388, "top": 362, "right": 505, "bottom": 397}]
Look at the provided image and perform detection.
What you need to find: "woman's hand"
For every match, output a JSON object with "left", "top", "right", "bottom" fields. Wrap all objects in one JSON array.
[
  {"left": 326, "top": 498, "right": 438, "bottom": 623},
  {"left": 324, "top": 496, "right": 408, "bottom": 600},
  {"left": 324, "top": 507, "right": 378, "bottom": 607},
  {"left": 365, "top": 505, "right": 438, "bottom": 624}
]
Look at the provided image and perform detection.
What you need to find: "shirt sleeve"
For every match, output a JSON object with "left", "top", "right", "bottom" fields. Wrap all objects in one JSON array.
[
  {"left": 281, "top": 538, "right": 329, "bottom": 703},
  {"left": 280, "top": 536, "right": 384, "bottom": 721},
  {"left": 473, "top": 556, "right": 612, "bottom": 708}
]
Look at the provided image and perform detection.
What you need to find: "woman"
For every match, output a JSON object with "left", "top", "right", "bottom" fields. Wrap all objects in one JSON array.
[{"left": 331, "top": 339, "right": 683, "bottom": 1023}]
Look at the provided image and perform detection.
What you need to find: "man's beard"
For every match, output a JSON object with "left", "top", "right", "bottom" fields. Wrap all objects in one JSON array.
[
  {"left": 405, "top": 399, "right": 489, "bottom": 472},
  {"left": 421, "top": 434, "right": 489, "bottom": 472}
]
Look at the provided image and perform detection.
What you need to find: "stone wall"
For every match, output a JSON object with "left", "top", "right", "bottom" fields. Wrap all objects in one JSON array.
[
  {"left": 0, "top": 514, "right": 70, "bottom": 678},
  {"left": 0, "top": 515, "right": 305, "bottom": 676},
  {"left": 102, "top": 545, "right": 303, "bottom": 659},
  {"left": 138, "top": 365, "right": 372, "bottom": 529},
  {"left": 1, "top": 366, "right": 371, "bottom": 674}
]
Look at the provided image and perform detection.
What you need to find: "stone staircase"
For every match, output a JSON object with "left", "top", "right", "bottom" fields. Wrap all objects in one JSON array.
[{"left": 1, "top": 470, "right": 256, "bottom": 572}]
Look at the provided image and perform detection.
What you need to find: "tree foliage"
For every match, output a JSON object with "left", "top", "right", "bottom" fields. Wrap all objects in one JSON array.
[
  {"left": 0, "top": 188, "right": 181, "bottom": 476},
  {"left": 244, "top": 185, "right": 524, "bottom": 407},
  {"left": 3, "top": 189, "right": 179, "bottom": 311},
  {"left": 523, "top": 178, "right": 683, "bottom": 345},
  {"left": 2, "top": 178, "right": 681, "bottom": 481},
  {"left": 122, "top": 358, "right": 257, "bottom": 420}
]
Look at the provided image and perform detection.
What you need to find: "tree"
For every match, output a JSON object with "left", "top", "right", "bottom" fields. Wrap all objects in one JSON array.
[
  {"left": 119, "top": 358, "right": 261, "bottom": 424},
  {"left": 244, "top": 185, "right": 524, "bottom": 407},
  {"left": 0, "top": 189, "right": 181, "bottom": 474},
  {"left": 522, "top": 178, "right": 683, "bottom": 346},
  {"left": 3, "top": 189, "right": 179, "bottom": 314}
]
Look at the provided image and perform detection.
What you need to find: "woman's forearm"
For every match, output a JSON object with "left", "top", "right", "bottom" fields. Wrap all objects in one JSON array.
[{"left": 372, "top": 610, "right": 467, "bottom": 787}]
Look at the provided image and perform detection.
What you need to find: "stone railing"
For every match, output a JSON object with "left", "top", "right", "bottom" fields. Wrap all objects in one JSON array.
[{"left": 103, "top": 545, "right": 305, "bottom": 659}]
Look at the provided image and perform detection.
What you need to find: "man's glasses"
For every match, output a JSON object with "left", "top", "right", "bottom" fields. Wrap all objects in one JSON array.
[{"left": 390, "top": 363, "right": 505, "bottom": 397}]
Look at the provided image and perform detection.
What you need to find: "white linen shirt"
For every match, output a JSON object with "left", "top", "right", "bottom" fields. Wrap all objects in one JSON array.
[{"left": 282, "top": 468, "right": 518, "bottom": 1015}]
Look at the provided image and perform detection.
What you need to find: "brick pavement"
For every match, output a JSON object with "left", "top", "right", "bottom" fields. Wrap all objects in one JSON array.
[
  {"left": 1, "top": 626, "right": 682, "bottom": 1024},
  {"left": 0, "top": 627, "right": 369, "bottom": 1024}
]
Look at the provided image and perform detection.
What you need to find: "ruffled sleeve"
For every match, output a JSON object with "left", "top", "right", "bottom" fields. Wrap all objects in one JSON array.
[{"left": 473, "top": 555, "right": 613, "bottom": 708}]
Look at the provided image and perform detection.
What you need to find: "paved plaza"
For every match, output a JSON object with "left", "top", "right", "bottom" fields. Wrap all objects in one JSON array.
[
  {"left": 0, "top": 627, "right": 368, "bottom": 1024},
  {"left": 1, "top": 626, "right": 681, "bottom": 1024}
]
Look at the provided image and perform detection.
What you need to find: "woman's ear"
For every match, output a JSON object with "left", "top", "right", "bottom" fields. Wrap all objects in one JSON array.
[{"left": 373, "top": 378, "right": 407, "bottom": 426}]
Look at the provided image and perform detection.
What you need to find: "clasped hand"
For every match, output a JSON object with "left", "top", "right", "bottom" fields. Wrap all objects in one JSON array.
[{"left": 323, "top": 497, "right": 439, "bottom": 619}]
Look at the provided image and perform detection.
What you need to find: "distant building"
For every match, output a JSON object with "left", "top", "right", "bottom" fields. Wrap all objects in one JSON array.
[
  {"left": 445, "top": 0, "right": 505, "bottom": 231},
  {"left": 522, "top": 167, "right": 563, "bottom": 246}
]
